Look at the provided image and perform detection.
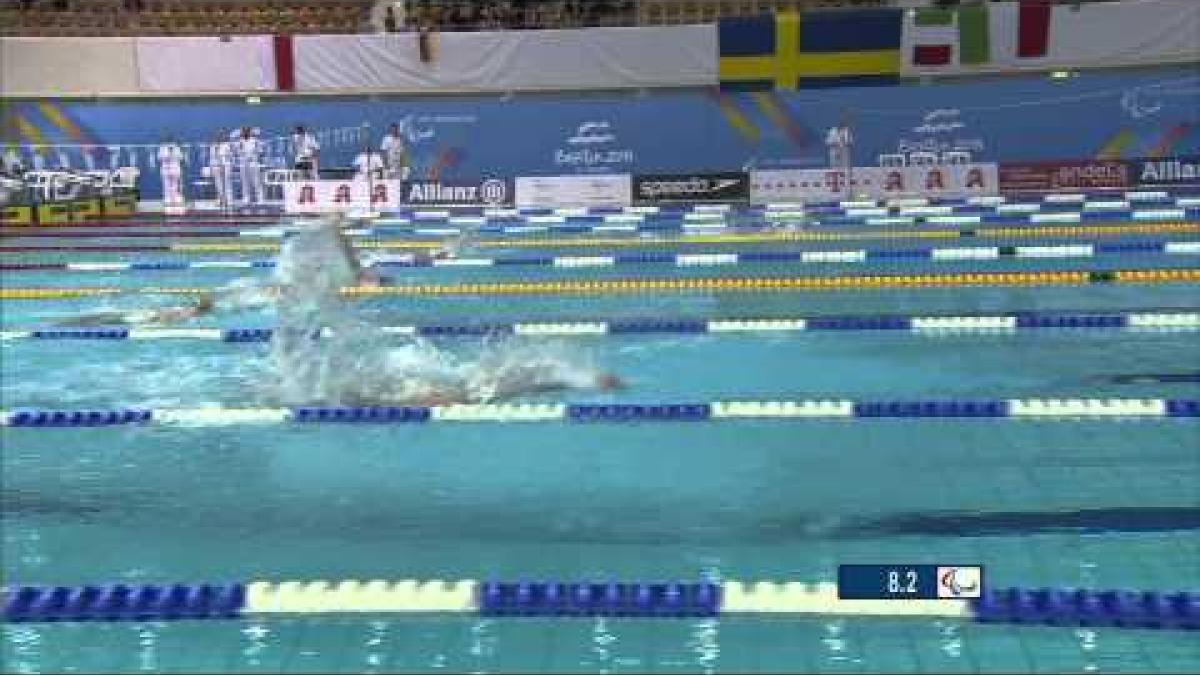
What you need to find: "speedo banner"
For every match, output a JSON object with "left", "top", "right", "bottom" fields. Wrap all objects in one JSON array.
[
  {"left": 751, "top": 164, "right": 998, "bottom": 203},
  {"left": 998, "top": 160, "right": 1130, "bottom": 192},
  {"left": 634, "top": 172, "right": 749, "bottom": 203}
]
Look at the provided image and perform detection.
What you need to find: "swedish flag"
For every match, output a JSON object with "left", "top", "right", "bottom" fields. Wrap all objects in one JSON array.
[{"left": 719, "top": 9, "right": 903, "bottom": 90}]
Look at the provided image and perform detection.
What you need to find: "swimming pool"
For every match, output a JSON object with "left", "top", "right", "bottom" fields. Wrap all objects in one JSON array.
[{"left": 2, "top": 202, "right": 1198, "bottom": 673}]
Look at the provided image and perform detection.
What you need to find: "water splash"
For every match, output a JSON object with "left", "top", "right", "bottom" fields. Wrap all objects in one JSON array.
[{"left": 263, "top": 218, "right": 614, "bottom": 407}]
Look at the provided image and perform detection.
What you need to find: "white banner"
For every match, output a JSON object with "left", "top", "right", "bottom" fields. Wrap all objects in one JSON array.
[
  {"left": 0, "top": 37, "right": 139, "bottom": 96},
  {"left": 985, "top": 0, "right": 1200, "bottom": 72},
  {"left": 295, "top": 26, "right": 716, "bottom": 92},
  {"left": 135, "top": 36, "right": 277, "bottom": 92},
  {"left": 515, "top": 174, "right": 632, "bottom": 208},
  {"left": 284, "top": 180, "right": 403, "bottom": 213},
  {"left": 751, "top": 164, "right": 998, "bottom": 203}
]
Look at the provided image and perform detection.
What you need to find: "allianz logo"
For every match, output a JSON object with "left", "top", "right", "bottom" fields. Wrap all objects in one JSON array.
[
  {"left": 1139, "top": 158, "right": 1199, "bottom": 182},
  {"left": 406, "top": 179, "right": 507, "bottom": 204}
]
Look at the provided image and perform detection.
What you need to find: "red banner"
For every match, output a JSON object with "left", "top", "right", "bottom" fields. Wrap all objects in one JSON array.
[
  {"left": 273, "top": 34, "right": 295, "bottom": 92},
  {"left": 998, "top": 160, "right": 1130, "bottom": 192}
]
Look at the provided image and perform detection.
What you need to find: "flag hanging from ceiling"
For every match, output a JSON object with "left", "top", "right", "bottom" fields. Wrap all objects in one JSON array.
[
  {"left": 905, "top": 4, "right": 990, "bottom": 69},
  {"left": 718, "top": 9, "right": 903, "bottom": 91},
  {"left": 1015, "top": 0, "right": 1052, "bottom": 58}
]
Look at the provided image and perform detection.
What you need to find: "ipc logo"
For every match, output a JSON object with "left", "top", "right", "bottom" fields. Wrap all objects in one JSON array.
[
  {"left": 936, "top": 566, "right": 982, "bottom": 599},
  {"left": 480, "top": 179, "right": 507, "bottom": 205}
]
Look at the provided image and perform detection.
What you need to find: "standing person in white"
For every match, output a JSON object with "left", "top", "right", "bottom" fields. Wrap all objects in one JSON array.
[
  {"left": 292, "top": 125, "right": 320, "bottom": 179},
  {"left": 236, "top": 126, "right": 264, "bottom": 206},
  {"left": 207, "top": 129, "right": 233, "bottom": 210},
  {"left": 380, "top": 123, "right": 410, "bottom": 180},
  {"left": 826, "top": 117, "right": 853, "bottom": 172},
  {"left": 208, "top": 127, "right": 234, "bottom": 207},
  {"left": 157, "top": 137, "right": 186, "bottom": 210},
  {"left": 353, "top": 148, "right": 385, "bottom": 181}
]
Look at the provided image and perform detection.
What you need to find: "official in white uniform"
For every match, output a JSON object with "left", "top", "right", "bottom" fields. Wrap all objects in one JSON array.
[
  {"left": 826, "top": 123, "right": 853, "bottom": 171},
  {"left": 2, "top": 148, "right": 23, "bottom": 178},
  {"left": 380, "top": 123, "right": 409, "bottom": 180},
  {"left": 236, "top": 126, "right": 264, "bottom": 206},
  {"left": 157, "top": 137, "right": 186, "bottom": 208},
  {"left": 292, "top": 125, "right": 320, "bottom": 179},
  {"left": 207, "top": 130, "right": 233, "bottom": 210},
  {"left": 353, "top": 150, "right": 385, "bottom": 181}
]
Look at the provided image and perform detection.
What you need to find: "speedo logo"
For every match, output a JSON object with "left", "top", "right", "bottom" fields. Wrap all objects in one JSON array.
[{"left": 639, "top": 178, "right": 740, "bottom": 198}]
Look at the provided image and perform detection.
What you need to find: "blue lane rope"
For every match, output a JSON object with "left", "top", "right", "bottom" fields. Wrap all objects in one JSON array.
[
  {"left": 3, "top": 580, "right": 1197, "bottom": 629},
  {"left": 6, "top": 206, "right": 1199, "bottom": 241},
  {"left": 7, "top": 240, "right": 1197, "bottom": 275},
  {"left": 2, "top": 400, "right": 1197, "bottom": 428},
  {"left": 4, "top": 310, "right": 1197, "bottom": 342}
]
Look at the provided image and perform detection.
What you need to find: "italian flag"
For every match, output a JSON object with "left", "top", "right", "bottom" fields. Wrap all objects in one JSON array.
[
  {"left": 908, "top": 4, "right": 989, "bottom": 68},
  {"left": 906, "top": 1, "right": 1052, "bottom": 70}
]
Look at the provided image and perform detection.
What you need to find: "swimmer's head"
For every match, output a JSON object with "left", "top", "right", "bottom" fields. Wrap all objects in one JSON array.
[
  {"left": 596, "top": 373, "right": 625, "bottom": 391},
  {"left": 358, "top": 270, "right": 386, "bottom": 288},
  {"left": 193, "top": 294, "right": 216, "bottom": 314}
]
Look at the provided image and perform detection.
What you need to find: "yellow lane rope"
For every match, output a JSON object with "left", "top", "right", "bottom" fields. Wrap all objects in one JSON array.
[
  {"left": 162, "top": 222, "right": 1200, "bottom": 253},
  {"left": 4, "top": 269, "right": 1197, "bottom": 300}
]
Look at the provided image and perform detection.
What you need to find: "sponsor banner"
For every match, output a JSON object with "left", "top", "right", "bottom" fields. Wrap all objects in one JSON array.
[
  {"left": 633, "top": 172, "right": 749, "bottom": 204},
  {"left": 751, "top": 164, "right": 998, "bottom": 202},
  {"left": 514, "top": 174, "right": 632, "bottom": 208},
  {"left": 400, "top": 179, "right": 511, "bottom": 206},
  {"left": 998, "top": 160, "right": 1129, "bottom": 192},
  {"left": 886, "top": 164, "right": 998, "bottom": 199},
  {"left": 1129, "top": 156, "right": 1200, "bottom": 187},
  {"left": 283, "top": 179, "right": 402, "bottom": 213}
]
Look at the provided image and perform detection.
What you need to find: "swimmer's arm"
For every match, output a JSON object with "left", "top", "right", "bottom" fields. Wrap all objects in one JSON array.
[
  {"left": 55, "top": 312, "right": 130, "bottom": 327},
  {"left": 331, "top": 221, "right": 365, "bottom": 276}
]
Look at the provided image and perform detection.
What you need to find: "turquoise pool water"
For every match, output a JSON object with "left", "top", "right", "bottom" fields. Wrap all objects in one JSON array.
[{"left": 2, "top": 220, "right": 1198, "bottom": 673}]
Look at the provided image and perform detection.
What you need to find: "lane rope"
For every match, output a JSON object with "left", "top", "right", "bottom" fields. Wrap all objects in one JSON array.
[
  {"left": 5, "top": 240, "right": 1198, "bottom": 274},
  {"left": 180, "top": 222, "right": 1200, "bottom": 252},
  {"left": 3, "top": 580, "right": 1197, "bottom": 629},
  {"left": 5, "top": 204, "right": 1198, "bottom": 239},
  {"left": 4, "top": 269, "right": 1197, "bottom": 300},
  {"left": 7, "top": 223, "right": 1200, "bottom": 255},
  {"left": 4, "top": 311, "right": 1199, "bottom": 342},
  {"left": 3, "top": 399, "right": 1198, "bottom": 427}
]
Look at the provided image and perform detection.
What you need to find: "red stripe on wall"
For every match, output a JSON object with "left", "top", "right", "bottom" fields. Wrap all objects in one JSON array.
[
  {"left": 1017, "top": 0, "right": 1052, "bottom": 58},
  {"left": 913, "top": 44, "right": 953, "bottom": 66},
  {"left": 274, "top": 34, "right": 295, "bottom": 91}
]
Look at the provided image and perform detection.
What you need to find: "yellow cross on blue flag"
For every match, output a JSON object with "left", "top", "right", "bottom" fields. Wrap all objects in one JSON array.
[{"left": 719, "top": 9, "right": 903, "bottom": 90}]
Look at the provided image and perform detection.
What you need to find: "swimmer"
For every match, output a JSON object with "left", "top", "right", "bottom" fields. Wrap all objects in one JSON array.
[{"left": 57, "top": 295, "right": 216, "bottom": 327}]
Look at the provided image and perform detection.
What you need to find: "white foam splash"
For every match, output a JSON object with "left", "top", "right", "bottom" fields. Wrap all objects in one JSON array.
[{"left": 263, "top": 218, "right": 611, "bottom": 407}]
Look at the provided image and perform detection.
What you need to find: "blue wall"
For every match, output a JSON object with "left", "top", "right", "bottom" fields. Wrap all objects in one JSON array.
[{"left": 5, "top": 66, "right": 1198, "bottom": 199}]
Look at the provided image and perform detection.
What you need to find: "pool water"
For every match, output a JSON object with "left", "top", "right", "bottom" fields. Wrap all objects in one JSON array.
[{"left": 2, "top": 217, "right": 1198, "bottom": 673}]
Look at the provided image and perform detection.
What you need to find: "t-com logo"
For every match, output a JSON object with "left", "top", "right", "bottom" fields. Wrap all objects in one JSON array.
[{"left": 936, "top": 566, "right": 983, "bottom": 599}]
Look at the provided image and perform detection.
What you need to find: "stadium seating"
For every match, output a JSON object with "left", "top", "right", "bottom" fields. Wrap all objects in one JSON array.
[
  {"left": 0, "top": 0, "right": 373, "bottom": 36},
  {"left": 0, "top": 0, "right": 1112, "bottom": 36}
]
